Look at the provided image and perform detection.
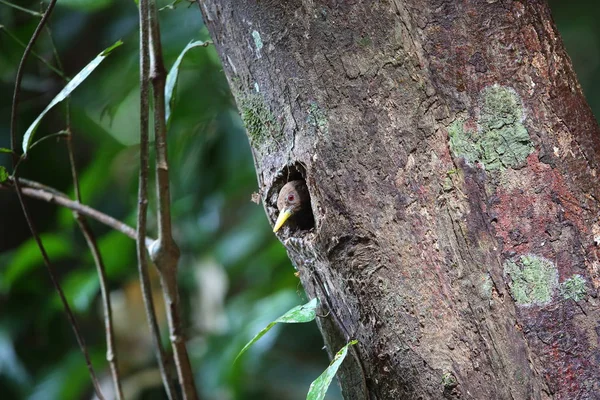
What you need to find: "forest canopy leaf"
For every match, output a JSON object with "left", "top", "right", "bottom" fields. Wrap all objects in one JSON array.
[
  {"left": 307, "top": 340, "right": 358, "bottom": 400},
  {"left": 234, "top": 298, "right": 318, "bottom": 363},
  {"left": 22, "top": 40, "right": 123, "bottom": 154},
  {"left": 165, "top": 40, "right": 208, "bottom": 126},
  {"left": 0, "top": 166, "right": 8, "bottom": 183}
]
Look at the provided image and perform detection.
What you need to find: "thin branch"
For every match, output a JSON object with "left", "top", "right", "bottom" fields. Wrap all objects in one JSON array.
[
  {"left": 12, "top": 185, "right": 106, "bottom": 400},
  {"left": 138, "top": 0, "right": 178, "bottom": 398},
  {"left": 0, "top": 179, "right": 155, "bottom": 247},
  {"left": 0, "top": 178, "right": 154, "bottom": 244},
  {"left": 63, "top": 110, "right": 124, "bottom": 399},
  {"left": 0, "top": 0, "right": 43, "bottom": 17},
  {"left": 45, "top": 24, "right": 67, "bottom": 81},
  {"left": 8, "top": 1, "right": 105, "bottom": 398},
  {"left": 148, "top": 0, "right": 197, "bottom": 398},
  {"left": 27, "top": 130, "right": 68, "bottom": 151},
  {"left": 13, "top": 176, "right": 69, "bottom": 197},
  {"left": 0, "top": 25, "right": 67, "bottom": 80},
  {"left": 9, "top": 1, "right": 54, "bottom": 153},
  {"left": 75, "top": 216, "right": 125, "bottom": 400}
]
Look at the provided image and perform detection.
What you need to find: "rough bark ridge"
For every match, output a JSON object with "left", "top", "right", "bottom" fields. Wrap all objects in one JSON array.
[{"left": 201, "top": 1, "right": 600, "bottom": 398}]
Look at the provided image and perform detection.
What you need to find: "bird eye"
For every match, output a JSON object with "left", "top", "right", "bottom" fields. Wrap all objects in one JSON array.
[{"left": 288, "top": 194, "right": 295, "bottom": 202}]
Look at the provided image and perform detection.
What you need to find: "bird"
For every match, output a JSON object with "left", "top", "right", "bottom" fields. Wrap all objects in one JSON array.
[{"left": 273, "top": 180, "right": 313, "bottom": 233}]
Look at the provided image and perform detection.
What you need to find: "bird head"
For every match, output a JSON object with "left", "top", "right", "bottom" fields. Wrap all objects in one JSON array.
[{"left": 273, "top": 180, "right": 310, "bottom": 233}]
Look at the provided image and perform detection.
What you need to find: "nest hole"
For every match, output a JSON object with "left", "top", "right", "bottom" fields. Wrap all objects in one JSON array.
[{"left": 268, "top": 162, "right": 315, "bottom": 234}]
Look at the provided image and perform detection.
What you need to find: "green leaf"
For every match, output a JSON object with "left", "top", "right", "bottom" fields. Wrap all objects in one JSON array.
[
  {"left": 0, "top": 148, "right": 12, "bottom": 153},
  {"left": 234, "top": 298, "right": 318, "bottom": 363},
  {"left": 22, "top": 40, "right": 123, "bottom": 154},
  {"left": 307, "top": 340, "right": 358, "bottom": 400},
  {"left": 165, "top": 40, "right": 208, "bottom": 126},
  {"left": 0, "top": 166, "right": 8, "bottom": 183}
]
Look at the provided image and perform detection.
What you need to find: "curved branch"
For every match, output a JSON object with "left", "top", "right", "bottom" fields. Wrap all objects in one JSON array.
[
  {"left": 0, "top": 179, "right": 154, "bottom": 248},
  {"left": 8, "top": 0, "right": 105, "bottom": 397}
]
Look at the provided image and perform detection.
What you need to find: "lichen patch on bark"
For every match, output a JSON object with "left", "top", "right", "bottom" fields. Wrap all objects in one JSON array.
[
  {"left": 479, "top": 274, "right": 493, "bottom": 300},
  {"left": 504, "top": 255, "right": 558, "bottom": 306},
  {"left": 307, "top": 102, "right": 329, "bottom": 136},
  {"left": 448, "top": 85, "right": 533, "bottom": 170},
  {"left": 560, "top": 274, "right": 587, "bottom": 301},
  {"left": 251, "top": 30, "right": 263, "bottom": 58},
  {"left": 238, "top": 91, "right": 281, "bottom": 148}
]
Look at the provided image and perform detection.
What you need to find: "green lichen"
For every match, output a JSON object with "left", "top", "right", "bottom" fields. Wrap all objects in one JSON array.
[
  {"left": 560, "top": 274, "right": 587, "bottom": 301},
  {"left": 448, "top": 85, "right": 533, "bottom": 171},
  {"left": 307, "top": 102, "right": 329, "bottom": 135},
  {"left": 479, "top": 85, "right": 523, "bottom": 130},
  {"left": 448, "top": 119, "right": 479, "bottom": 164},
  {"left": 357, "top": 35, "right": 372, "bottom": 47},
  {"left": 252, "top": 30, "right": 263, "bottom": 53},
  {"left": 480, "top": 274, "right": 493, "bottom": 299},
  {"left": 239, "top": 92, "right": 280, "bottom": 145},
  {"left": 504, "top": 255, "right": 558, "bottom": 306},
  {"left": 441, "top": 372, "right": 458, "bottom": 389}
]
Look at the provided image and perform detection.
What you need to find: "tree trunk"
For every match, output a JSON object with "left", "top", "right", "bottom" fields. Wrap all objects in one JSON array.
[{"left": 200, "top": 1, "right": 600, "bottom": 398}]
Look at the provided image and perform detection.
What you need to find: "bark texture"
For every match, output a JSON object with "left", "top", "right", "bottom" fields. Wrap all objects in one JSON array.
[{"left": 200, "top": 1, "right": 600, "bottom": 398}]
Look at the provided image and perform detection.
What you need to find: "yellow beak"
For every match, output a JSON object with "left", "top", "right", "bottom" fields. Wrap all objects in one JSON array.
[{"left": 273, "top": 209, "right": 293, "bottom": 232}]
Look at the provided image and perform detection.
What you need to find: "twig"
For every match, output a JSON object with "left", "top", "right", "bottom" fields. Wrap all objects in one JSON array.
[
  {"left": 0, "top": 25, "right": 67, "bottom": 79},
  {"left": 0, "top": 178, "right": 154, "bottom": 248},
  {"left": 138, "top": 0, "right": 178, "bottom": 398},
  {"left": 75, "top": 215, "right": 125, "bottom": 400},
  {"left": 0, "top": 0, "right": 43, "bottom": 17},
  {"left": 147, "top": 0, "right": 198, "bottom": 398},
  {"left": 8, "top": 1, "right": 105, "bottom": 399},
  {"left": 27, "top": 130, "right": 68, "bottom": 151},
  {"left": 60, "top": 46, "right": 123, "bottom": 396}
]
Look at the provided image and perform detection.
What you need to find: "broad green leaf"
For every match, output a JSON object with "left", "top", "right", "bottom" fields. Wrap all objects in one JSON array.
[
  {"left": 275, "top": 297, "right": 319, "bottom": 323},
  {"left": 0, "top": 166, "right": 7, "bottom": 183},
  {"left": 3, "top": 234, "right": 72, "bottom": 287},
  {"left": 0, "top": 148, "right": 12, "bottom": 153},
  {"left": 165, "top": 40, "right": 208, "bottom": 126},
  {"left": 234, "top": 298, "right": 318, "bottom": 363},
  {"left": 307, "top": 340, "right": 358, "bottom": 400},
  {"left": 22, "top": 40, "right": 123, "bottom": 154}
]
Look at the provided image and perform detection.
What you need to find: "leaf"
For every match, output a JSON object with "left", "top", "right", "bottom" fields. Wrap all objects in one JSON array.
[
  {"left": 165, "top": 40, "right": 208, "bottom": 126},
  {"left": 0, "top": 148, "right": 12, "bottom": 153},
  {"left": 0, "top": 166, "right": 8, "bottom": 183},
  {"left": 22, "top": 40, "right": 123, "bottom": 154},
  {"left": 234, "top": 298, "right": 318, "bottom": 363},
  {"left": 307, "top": 340, "right": 358, "bottom": 400}
]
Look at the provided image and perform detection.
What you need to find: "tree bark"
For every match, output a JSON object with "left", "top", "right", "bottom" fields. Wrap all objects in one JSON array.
[{"left": 201, "top": 1, "right": 600, "bottom": 398}]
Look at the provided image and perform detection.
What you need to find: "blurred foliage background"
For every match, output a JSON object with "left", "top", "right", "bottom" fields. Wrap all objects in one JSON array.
[{"left": 0, "top": 1, "right": 598, "bottom": 399}]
